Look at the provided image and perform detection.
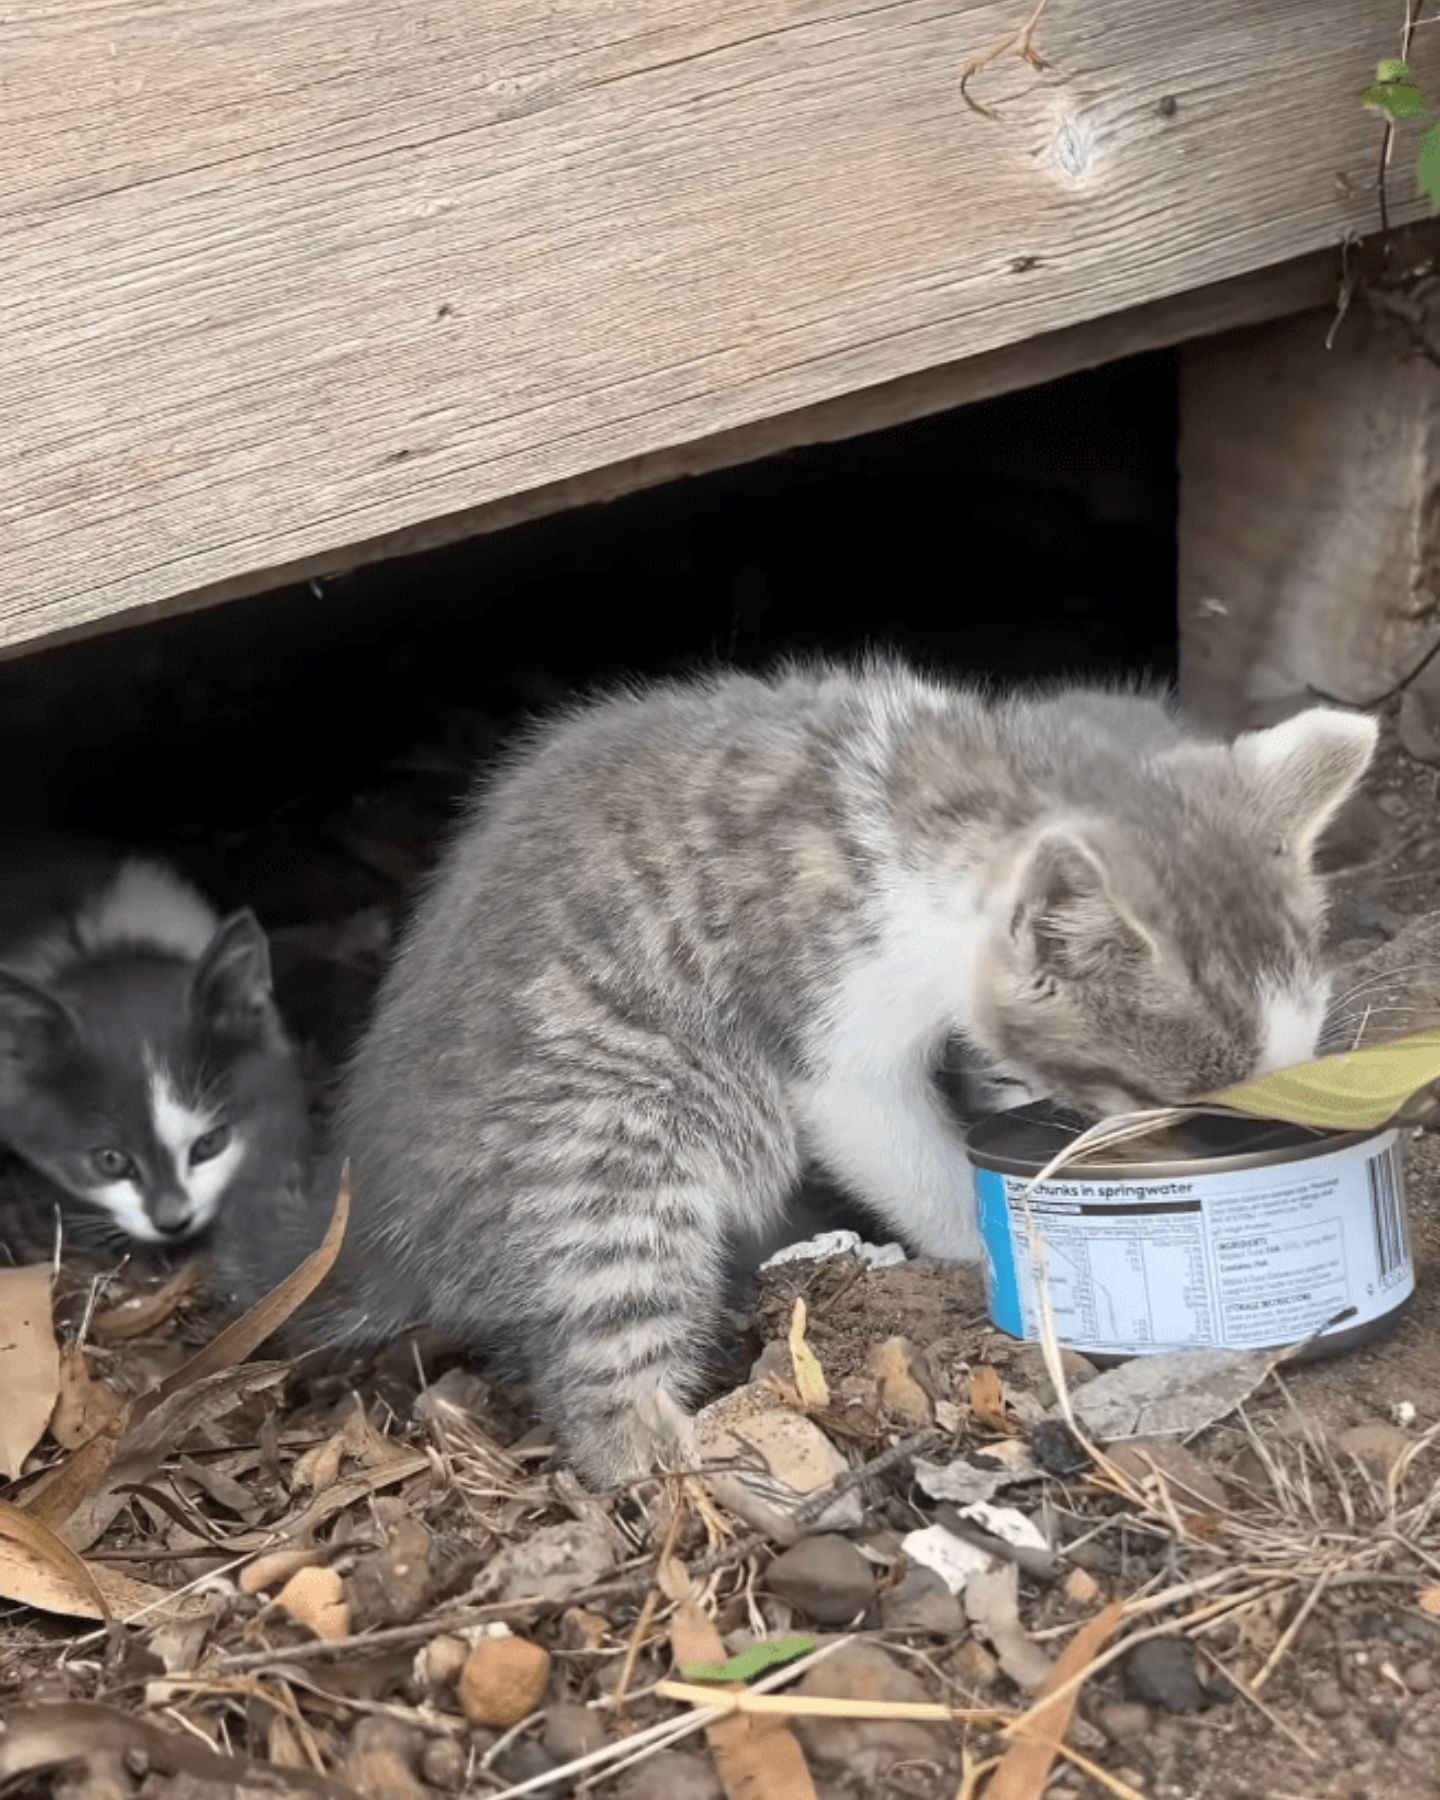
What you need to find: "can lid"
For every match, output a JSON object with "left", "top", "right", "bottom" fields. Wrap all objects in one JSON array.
[{"left": 967, "top": 1101, "right": 1377, "bottom": 1179}]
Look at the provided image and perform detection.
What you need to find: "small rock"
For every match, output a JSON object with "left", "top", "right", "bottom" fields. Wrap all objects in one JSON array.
[
  {"left": 418, "top": 1633, "right": 469, "bottom": 1690},
  {"left": 543, "top": 1701, "right": 607, "bottom": 1763},
  {"left": 794, "top": 1641, "right": 950, "bottom": 1778},
  {"left": 767, "top": 1536, "right": 875, "bottom": 1624},
  {"left": 458, "top": 1636, "right": 553, "bottom": 1728},
  {"left": 1098, "top": 1702, "right": 1151, "bottom": 1745},
  {"left": 1029, "top": 1419, "right": 1090, "bottom": 1478},
  {"left": 950, "top": 1638, "right": 1000, "bottom": 1690},
  {"left": 348, "top": 1516, "right": 435, "bottom": 1629},
  {"left": 273, "top": 1565, "right": 351, "bottom": 1642},
  {"left": 339, "top": 1718, "right": 427, "bottom": 1798},
  {"left": 491, "top": 1741, "right": 560, "bottom": 1786},
  {"left": 695, "top": 1385, "right": 862, "bottom": 1543},
  {"left": 1336, "top": 1423, "right": 1412, "bottom": 1470},
  {"left": 1369, "top": 1706, "right": 1404, "bottom": 1745},
  {"left": 866, "top": 1337, "right": 936, "bottom": 1425},
  {"left": 1063, "top": 1567, "right": 1102, "bottom": 1607},
  {"left": 1308, "top": 1676, "right": 1347, "bottom": 1719},
  {"left": 1404, "top": 1659, "right": 1435, "bottom": 1694},
  {"left": 477, "top": 1520, "right": 618, "bottom": 1604},
  {"left": 1376, "top": 791, "right": 1409, "bottom": 819},
  {"left": 615, "top": 1750, "right": 725, "bottom": 1799},
  {"left": 421, "top": 1737, "right": 468, "bottom": 1792},
  {"left": 1124, "top": 1640, "right": 1208, "bottom": 1713},
  {"left": 1010, "top": 1343, "right": 1099, "bottom": 1409},
  {"left": 880, "top": 1565, "right": 965, "bottom": 1634}
]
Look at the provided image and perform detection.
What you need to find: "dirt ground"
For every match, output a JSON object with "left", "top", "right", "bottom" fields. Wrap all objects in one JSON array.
[{"left": 1, "top": 703, "right": 1439, "bottom": 1800}]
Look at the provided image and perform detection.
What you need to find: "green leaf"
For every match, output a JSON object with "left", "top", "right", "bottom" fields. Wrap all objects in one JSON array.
[
  {"left": 1365, "top": 80, "right": 1427, "bottom": 120},
  {"left": 681, "top": 1634, "right": 816, "bottom": 1684},
  {"left": 1419, "top": 123, "right": 1440, "bottom": 206},
  {"left": 1378, "top": 57, "right": 1413, "bottom": 82}
]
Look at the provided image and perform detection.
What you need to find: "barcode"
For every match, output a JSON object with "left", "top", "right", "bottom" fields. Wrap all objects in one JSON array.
[{"left": 1367, "top": 1144, "right": 1409, "bottom": 1285}]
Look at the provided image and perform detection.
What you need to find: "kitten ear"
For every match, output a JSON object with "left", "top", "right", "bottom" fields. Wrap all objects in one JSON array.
[
  {"left": 1011, "top": 829, "right": 1155, "bottom": 978},
  {"left": 1233, "top": 708, "right": 1378, "bottom": 858},
  {"left": 0, "top": 969, "right": 75, "bottom": 1066},
  {"left": 190, "top": 911, "right": 273, "bottom": 1031}
]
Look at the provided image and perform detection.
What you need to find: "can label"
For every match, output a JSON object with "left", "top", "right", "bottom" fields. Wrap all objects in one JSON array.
[{"left": 974, "top": 1128, "right": 1413, "bottom": 1353}]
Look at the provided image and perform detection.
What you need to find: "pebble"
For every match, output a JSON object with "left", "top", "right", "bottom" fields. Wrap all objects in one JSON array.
[
  {"left": 794, "top": 1641, "right": 950, "bottom": 1778},
  {"left": 347, "top": 1516, "right": 435, "bottom": 1629},
  {"left": 1123, "top": 1640, "right": 1209, "bottom": 1713},
  {"left": 1404, "top": 1659, "right": 1435, "bottom": 1694},
  {"left": 420, "top": 1738, "right": 468, "bottom": 1792},
  {"left": 1376, "top": 791, "right": 1410, "bottom": 818},
  {"left": 543, "top": 1701, "right": 608, "bottom": 1763},
  {"left": 880, "top": 1565, "right": 965, "bottom": 1635},
  {"left": 615, "top": 1750, "right": 725, "bottom": 1799},
  {"left": 1309, "top": 1676, "right": 1347, "bottom": 1719},
  {"left": 1098, "top": 1702, "right": 1152, "bottom": 1745},
  {"left": 458, "top": 1636, "right": 553, "bottom": 1728},
  {"left": 1106, "top": 1438, "right": 1229, "bottom": 1512},
  {"left": 767, "top": 1535, "right": 875, "bottom": 1624}
]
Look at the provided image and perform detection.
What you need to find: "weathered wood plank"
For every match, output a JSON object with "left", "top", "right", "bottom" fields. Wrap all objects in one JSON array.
[{"left": 2, "top": 0, "right": 1433, "bottom": 650}]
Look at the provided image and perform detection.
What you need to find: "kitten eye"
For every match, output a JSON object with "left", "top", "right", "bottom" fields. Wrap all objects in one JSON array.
[
  {"left": 189, "top": 1125, "right": 231, "bottom": 1166},
  {"left": 91, "top": 1148, "right": 135, "bottom": 1182}
]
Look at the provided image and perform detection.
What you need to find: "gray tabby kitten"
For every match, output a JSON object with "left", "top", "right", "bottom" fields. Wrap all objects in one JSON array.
[{"left": 217, "top": 664, "right": 1376, "bottom": 1484}]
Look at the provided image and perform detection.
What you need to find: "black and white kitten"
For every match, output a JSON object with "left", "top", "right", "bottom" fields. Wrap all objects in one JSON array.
[{"left": 0, "top": 853, "right": 305, "bottom": 1259}]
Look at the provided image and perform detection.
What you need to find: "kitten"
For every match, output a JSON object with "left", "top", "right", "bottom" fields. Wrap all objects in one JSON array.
[
  {"left": 214, "top": 664, "right": 1377, "bottom": 1484},
  {"left": 0, "top": 853, "right": 306, "bottom": 1260}
]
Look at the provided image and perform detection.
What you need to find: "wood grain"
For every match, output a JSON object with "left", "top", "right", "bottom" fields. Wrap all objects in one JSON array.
[{"left": 2, "top": 0, "right": 1433, "bottom": 651}]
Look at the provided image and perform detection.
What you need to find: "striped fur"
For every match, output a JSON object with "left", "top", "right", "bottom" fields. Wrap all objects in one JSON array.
[{"left": 214, "top": 663, "right": 1375, "bottom": 1485}]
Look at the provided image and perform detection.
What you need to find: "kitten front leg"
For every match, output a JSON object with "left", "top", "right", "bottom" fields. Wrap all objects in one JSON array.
[{"left": 792, "top": 1063, "right": 982, "bottom": 1262}]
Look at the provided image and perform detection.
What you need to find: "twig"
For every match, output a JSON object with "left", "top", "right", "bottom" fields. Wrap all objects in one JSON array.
[
  {"left": 1308, "top": 629, "right": 1440, "bottom": 708},
  {"left": 960, "top": 0, "right": 1054, "bottom": 119},
  {"left": 1251, "top": 1565, "right": 1334, "bottom": 1693}
]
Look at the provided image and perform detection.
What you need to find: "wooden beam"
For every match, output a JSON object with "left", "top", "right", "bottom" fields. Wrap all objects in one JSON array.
[{"left": 3, "top": 0, "right": 1434, "bottom": 653}]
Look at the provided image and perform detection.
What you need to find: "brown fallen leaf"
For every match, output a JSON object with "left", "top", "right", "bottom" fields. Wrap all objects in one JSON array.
[
  {"left": 24, "top": 1173, "right": 350, "bottom": 1540},
  {"left": 867, "top": 1337, "right": 935, "bottom": 1427},
  {"left": 0, "top": 1701, "right": 359, "bottom": 1794},
  {"left": 986, "top": 1602, "right": 1124, "bottom": 1800},
  {"left": 670, "top": 1576, "right": 818, "bottom": 1800},
  {"left": 787, "top": 1299, "right": 830, "bottom": 1412},
  {"left": 90, "top": 1262, "right": 201, "bottom": 1344},
  {"left": 241, "top": 1548, "right": 323, "bottom": 1596},
  {"left": 0, "top": 1264, "right": 59, "bottom": 1480},
  {"left": 49, "top": 1345, "right": 125, "bottom": 1451},
  {"left": 970, "top": 1366, "right": 1012, "bottom": 1436},
  {"left": 0, "top": 1496, "right": 199, "bottom": 1624}
]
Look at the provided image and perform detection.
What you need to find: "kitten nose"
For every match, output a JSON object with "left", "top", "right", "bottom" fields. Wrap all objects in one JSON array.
[{"left": 150, "top": 1195, "right": 193, "bottom": 1236}]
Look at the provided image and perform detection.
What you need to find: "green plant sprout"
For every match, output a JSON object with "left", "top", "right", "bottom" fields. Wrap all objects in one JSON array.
[{"left": 1365, "top": 47, "right": 1440, "bottom": 206}]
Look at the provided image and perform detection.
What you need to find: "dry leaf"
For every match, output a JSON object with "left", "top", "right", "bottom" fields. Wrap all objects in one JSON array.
[
  {"left": 1063, "top": 1568, "right": 1101, "bottom": 1607},
  {"left": 787, "top": 1299, "right": 830, "bottom": 1411},
  {"left": 275, "top": 1564, "right": 352, "bottom": 1641},
  {"left": 0, "top": 1702, "right": 358, "bottom": 1794},
  {"left": 695, "top": 1386, "right": 861, "bottom": 1544},
  {"left": 241, "top": 1548, "right": 323, "bottom": 1596},
  {"left": 25, "top": 1173, "right": 350, "bottom": 1540},
  {"left": 1071, "top": 1346, "right": 1277, "bottom": 1442},
  {"left": 0, "top": 1496, "right": 198, "bottom": 1623},
  {"left": 986, "top": 1602, "right": 1124, "bottom": 1800},
  {"left": 670, "top": 1594, "right": 818, "bottom": 1800},
  {"left": 970, "top": 1366, "right": 1011, "bottom": 1435},
  {"left": 964, "top": 1563, "right": 1054, "bottom": 1693},
  {"left": 867, "top": 1338, "right": 934, "bottom": 1426},
  {"left": 0, "top": 1265, "right": 59, "bottom": 1480},
  {"left": 90, "top": 1262, "right": 200, "bottom": 1344},
  {"left": 49, "top": 1345, "right": 125, "bottom": 1451}
]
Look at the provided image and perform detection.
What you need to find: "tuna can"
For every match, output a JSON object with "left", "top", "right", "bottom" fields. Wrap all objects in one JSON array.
[{"left": 968, "top": 1105, "right": 1414, "bottom": 1361}]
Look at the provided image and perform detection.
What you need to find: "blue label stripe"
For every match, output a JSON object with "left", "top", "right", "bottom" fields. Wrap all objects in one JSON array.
[{"left": 976, "top": 1169, "right": 1026, "bottom": 1337}]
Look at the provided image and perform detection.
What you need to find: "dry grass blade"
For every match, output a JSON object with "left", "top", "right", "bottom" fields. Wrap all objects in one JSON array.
[
  {"left": 0, "top": 1264, "right": 59, "bottom": 1480},
  {"left": 985, "top": 1602, "right": 1124, "bottom": 1800},
  {"left": 787, "top": 1297, "right": 829, "bottom": 1411}
]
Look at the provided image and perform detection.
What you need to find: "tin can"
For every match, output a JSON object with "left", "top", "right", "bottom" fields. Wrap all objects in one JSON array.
[{"left": 968, "top": 1105, "right": 1415, "bottom": 1360}]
